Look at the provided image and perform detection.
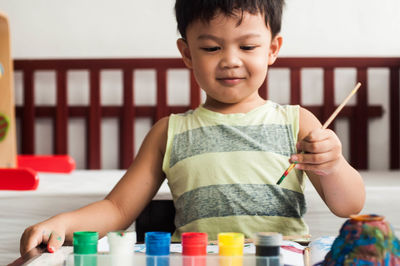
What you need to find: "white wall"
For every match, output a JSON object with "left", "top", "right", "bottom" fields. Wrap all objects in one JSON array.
[
  {"left": 2, "top": 0, "right": 400, "bottom": 57},
  {"left": 1, "top": 0, "right": 399, "bottom": 169},
  {"left": 282, "top": 0, "right": 400, "bottom": 56}
]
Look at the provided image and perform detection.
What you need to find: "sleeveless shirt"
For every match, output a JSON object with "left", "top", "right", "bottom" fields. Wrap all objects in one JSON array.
[{"left": 162, "top": 101, "right": 309, "bottom": 241}]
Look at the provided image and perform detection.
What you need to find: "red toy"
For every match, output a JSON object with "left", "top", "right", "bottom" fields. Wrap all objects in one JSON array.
[{"left": 18, "top": 155, "right": 76, "bottom": 173}]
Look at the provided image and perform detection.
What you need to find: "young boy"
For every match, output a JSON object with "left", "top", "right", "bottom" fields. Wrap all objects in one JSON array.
[{"left": 20, "top": 0, "right": 365, "bottom": 255}]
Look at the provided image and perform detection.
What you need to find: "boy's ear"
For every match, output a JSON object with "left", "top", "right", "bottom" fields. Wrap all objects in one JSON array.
[
  {"left": 268, "top": 34, "right": 283, "bottom": 65},
  {"left": 177, "top": 38, "right": 193, "bottom": 69}
]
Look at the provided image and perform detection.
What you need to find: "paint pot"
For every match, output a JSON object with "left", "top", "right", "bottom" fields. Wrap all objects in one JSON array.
[
  {"left": 73, "top": 231, "right": 98, "bottom": 266},
  {"left": 145, "top": 231, "right": 171, "bottom": 266},
  {"left": 218, "top": 232, "right": 244, "bottom": 266},
  {"left": 254, "top": 232, "right": 282, "bottom": 266},
  {"left": 108, "top": 230, "right": 136, "bottom": 254},
  {"left": 182, "top": 232, "right": 207, "bottom": 266},
  {"left": 107, "top": 231, "right": 136, "bottom": 266}
]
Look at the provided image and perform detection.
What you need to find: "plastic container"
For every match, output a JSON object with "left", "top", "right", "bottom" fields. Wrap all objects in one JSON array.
[
  {"left": 107, "top": 230, "right": 136, "bottom": 254},
  {"left": 73, "top": 231, "right": 99, "bottom": 266},
  {"left": 182, "top": 232, "right": 208, "bottom": 266},
  {"left": 218, "top": 232, "right": 244, "bottom": 266},
  {"left": 107, "top": 231, "right": 136, "bottom": 266},
  {"left": 145, "top": 231, "right": 171, "bottom": 266},
  {"left": 254, "top": 232, "right": 282, "bottom": 266}
]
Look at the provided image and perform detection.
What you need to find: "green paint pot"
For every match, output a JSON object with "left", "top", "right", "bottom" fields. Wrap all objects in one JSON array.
[{"left": 73, "top": 231, "right": 98, "bottom": 266}]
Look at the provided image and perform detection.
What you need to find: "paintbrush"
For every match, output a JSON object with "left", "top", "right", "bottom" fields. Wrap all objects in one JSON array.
[
  {"left": 276, "top": 82, "right": 362, "bottom": 185},
  {"left": 303, "top": 247, "right": 311, "bottom": 266}
]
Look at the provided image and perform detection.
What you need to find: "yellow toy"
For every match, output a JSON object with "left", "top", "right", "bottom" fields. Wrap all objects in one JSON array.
[{"left": 0, "top": 12, "right": 17, "bottom": 168}]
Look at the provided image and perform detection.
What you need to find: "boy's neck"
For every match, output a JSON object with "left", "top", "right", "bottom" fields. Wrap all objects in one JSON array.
[{"left": 203, "top": 97, "right": 266, "bottom": 114}]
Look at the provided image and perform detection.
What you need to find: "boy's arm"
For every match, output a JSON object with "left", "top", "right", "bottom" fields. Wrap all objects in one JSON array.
[
  {"left": 20, "top": 116, "right": 169, "bottom": 255},
  {"left": 66, "top": 115, "right": 169, "bottom": 236},
  {"left": 297, "top": 107, "right": 365, "bottom": 217}
]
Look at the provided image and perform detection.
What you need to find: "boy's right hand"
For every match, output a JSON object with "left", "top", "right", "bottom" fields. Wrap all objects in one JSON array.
[{"left": 20, "top": 220, "right": 66, "bottom": 255}]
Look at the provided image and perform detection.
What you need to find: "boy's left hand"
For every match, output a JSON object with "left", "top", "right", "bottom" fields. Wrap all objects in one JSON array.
[{"left": 289, "top": 128, "right": 342, "bottom": 176}]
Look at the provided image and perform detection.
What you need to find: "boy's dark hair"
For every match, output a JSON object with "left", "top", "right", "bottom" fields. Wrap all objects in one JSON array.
[{"left": 175, "top": 0, "right": 285, "bottom": 39}]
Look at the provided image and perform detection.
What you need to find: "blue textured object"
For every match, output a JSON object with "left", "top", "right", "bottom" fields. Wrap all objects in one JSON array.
[
  {"left": 145, "top": 232, "right": 171, "bottom": 266},
  {"left": 145, "top": 231, "right": 171, "bottom": 255}
]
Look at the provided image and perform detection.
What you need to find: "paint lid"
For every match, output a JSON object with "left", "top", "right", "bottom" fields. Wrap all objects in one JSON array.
[
  {"left": 254, "top": 232, "right": 282, "bottom": 247},
  {"left": 350, "top": 214, "right": 384, "bottom": 222},
  {"left": 218, "top": 232, "right": 244, "bottom": 256},
  {"left": 107, "top": 231, "right": 136, "bottom": 254},
  {"left": 73, "top": 231, "right": 98, "bottom": 254},
  {"left": 181, "top": 232, "right": 208, "bottom": 255},
  {"left": 145, "top": 231, "right": 171, "bottom": 256}
]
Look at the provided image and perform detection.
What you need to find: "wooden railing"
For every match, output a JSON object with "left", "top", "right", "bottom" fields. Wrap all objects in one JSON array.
[{"left": 14, "top": 57, "right": 400, "bottom": 170}]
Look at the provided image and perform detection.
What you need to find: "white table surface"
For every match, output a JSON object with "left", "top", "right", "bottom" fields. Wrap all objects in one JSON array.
[{"left": 2, "top": 170, "right": 400, "bottom": 265}]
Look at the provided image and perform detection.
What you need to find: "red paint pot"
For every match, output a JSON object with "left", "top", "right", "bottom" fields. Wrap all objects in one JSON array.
[{"left": 182, "top": 232, "right": 208, "bottom": 266}]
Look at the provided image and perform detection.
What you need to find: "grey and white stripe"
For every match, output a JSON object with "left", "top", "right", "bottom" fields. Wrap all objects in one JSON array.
[
  {"left": 174, "top": 183, "right": 306, "bottom": 228},
  {"left": 170, "top": 124, "right": 296, "bottom": 167}
]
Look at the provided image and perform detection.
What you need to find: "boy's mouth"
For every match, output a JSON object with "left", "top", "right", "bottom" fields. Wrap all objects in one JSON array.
[{"left": 216, "top": 77, "right": 245, "bottom": 86}]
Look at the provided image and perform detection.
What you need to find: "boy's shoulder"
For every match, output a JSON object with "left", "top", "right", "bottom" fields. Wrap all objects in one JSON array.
[
  {"left": 151, "top": 116, "right": 170, "bottom": 135},
  {"left": 174, "top": 109, "right": 196, "bottom": 117},
  {"left": 267, "top": 100, "right": 298, "bottom": 109},
  {"left": 263, "top": 100, "right": 301, "bottom": 118}
]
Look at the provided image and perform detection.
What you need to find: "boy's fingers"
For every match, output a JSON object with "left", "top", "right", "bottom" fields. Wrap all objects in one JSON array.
[
  {"left": 47, "top": 232, "right": 65, "bottom": 253},
  {"left": 20, "top": 227, "right": 45, "bottom": 255},
  {"left": 42, "top": 229, "right": 52, "bottom": 243},
  {"left": 291, "top": 152, "right": 331, "bottom": 165},
  {"left": 295, "top": 159, "right": 336, "bottom": 175},
  {"left": 302, "top": 128, "right": 334, "bottom": 143},
  {"left": 297, "top": 139, "right": 332, "bottom": 154},
  {"left": 302, "top": 128, "right": 325, "bottom": 142}
]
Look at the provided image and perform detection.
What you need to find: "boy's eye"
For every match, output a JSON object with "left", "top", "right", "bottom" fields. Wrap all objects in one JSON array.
[
  {"left": 201, "top": 47, "right": 220, "bottom": 52},
  {"left": 240, "top": 46, "right": 257, "bottom": 51}
]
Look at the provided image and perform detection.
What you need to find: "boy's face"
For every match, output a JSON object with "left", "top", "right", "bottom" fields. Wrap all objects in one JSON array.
[{"left": 177, "top": 11, "right": 282, "bottom": 106}]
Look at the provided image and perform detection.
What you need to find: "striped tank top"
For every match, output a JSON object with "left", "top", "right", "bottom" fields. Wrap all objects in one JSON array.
[{"left": 162, "top": 101, "right": 309, "bottom": 241}]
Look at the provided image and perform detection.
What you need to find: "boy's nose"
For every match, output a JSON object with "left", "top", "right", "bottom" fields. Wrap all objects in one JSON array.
[{"left": 219, "top": 51, "right": 242, "bottom": 69}]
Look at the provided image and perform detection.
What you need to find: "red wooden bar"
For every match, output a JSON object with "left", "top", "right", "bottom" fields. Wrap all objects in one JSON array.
[
  {"left": 390, "top": 68, "right": 400, "bottom": 169},
  {"left": 55, "top": 69, "right": 68, "bottom": 154},
  {"left": 13, "top": 57, "right": 399, "bottom": 170},
  {"left": 120, "top": 68, "right": 134, "bottom": 169},
  {"left": 88, "top": 69, "right": 101, "bottom": 169},
  {"left": 290, "top": 68, "right": 301, "bottom": 105},
  {"left": 21, "top": 68, "right": 34, "bottom": 154},
  {"left": 156, "top": 68, "right": 168, "bottom": 122},
  {"left": 323, "top": 68, "right": 335, "bottom": 132},
  {"left": 190, "top": 72, "right": 201, "bottom": 110},
  {"left": 354, "top": 68, "right": 369, "bottom": 169}
]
